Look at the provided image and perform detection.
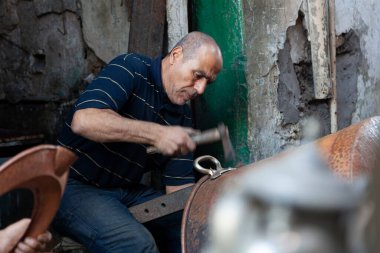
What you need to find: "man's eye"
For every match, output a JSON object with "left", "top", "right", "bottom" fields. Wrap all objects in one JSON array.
[{"left": 194, "top": 73, "right": 204, "bottom": 80}]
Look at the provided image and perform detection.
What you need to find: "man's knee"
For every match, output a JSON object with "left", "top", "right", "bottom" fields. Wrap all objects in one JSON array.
[
  {"left": 95, "top": 225, "right": 159, "bottom": 253},
  {"left": 130, "top": 230, "right": 158, "bottom": 253}
]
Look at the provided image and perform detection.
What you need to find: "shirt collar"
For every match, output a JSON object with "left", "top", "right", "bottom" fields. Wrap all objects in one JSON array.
[{"left": 151, "top": 55, "right": 170, "bottom": 102}]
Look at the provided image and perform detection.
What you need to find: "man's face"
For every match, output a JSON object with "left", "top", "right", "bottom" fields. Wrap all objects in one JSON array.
[{"left": 165, "top": 45, "right": 222, "bottom": 105}]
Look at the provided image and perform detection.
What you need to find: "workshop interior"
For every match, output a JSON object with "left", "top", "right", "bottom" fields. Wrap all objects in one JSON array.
[{"left": 1, "top": 0, "right": 380, "bottom": 252}]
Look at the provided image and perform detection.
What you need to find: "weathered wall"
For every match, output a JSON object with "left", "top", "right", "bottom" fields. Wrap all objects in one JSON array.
[
  {"left": 167, "top": 0, "right": 188, "bottom": 51},
  {"left": 0, "top": 0, "right": 130, "bottom": 140},
  {"left": 243, "top": 0, "right": 305, "bottom": 161},
  {"left": 81, "top": 0, "right": 131, "bottom": 63},
  {"left": 335, "top": 0, "right": 380, "bottom": 122},
  {"left": 0, "top": 0, "right": 84, "bottom": 103},
  {"left": 243, "top": 0, "right": 380, "bottom": 161}
]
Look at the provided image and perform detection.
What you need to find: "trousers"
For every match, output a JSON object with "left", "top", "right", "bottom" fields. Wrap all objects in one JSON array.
[{"left": 52, "top": 178, "right": 182, "bottom": 253}]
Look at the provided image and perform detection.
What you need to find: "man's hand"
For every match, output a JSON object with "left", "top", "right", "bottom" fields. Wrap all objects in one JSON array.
[
  {"left": 0, "top": 218, "right": 52, "bottom": 253},
  {"left": 153, "top": 126, "right": 196, "bottom": 156},
  {"left": 14, "top": 231, "right": 52, "bottom": 253}
]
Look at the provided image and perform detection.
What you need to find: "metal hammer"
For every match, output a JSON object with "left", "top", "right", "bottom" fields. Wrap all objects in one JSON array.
[{"left": 146, "top": 123, "right": 236, "bottom": 161}]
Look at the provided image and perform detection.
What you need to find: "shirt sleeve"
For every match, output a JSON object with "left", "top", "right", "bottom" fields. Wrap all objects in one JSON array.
[{"left": 75, "top": 54, "right": 138, "bottom": 111}]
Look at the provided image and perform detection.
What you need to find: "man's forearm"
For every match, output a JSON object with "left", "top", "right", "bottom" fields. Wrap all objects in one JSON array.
[
  {"left": 71, "top": 108, "right": 163, "bottom": 144},
  {"left": 71, "top": 108, "right": 196, "bottom": 156}
]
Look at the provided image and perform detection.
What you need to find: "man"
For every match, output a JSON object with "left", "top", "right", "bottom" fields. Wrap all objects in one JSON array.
[
  {"left": 53, "top": 31, "right": 223, "bottom": 252},
  {"left": 0, "top": 218, "right": 52, "bottom": 253}
]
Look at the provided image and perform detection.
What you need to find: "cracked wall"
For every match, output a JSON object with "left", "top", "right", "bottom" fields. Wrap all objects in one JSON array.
[
  {"left": 277, "top": 13, "right": 331, "bottom": 146},
  {"left": 243, "top": 0, "right": 304, "bottom": 161},
  {"left": 243, "top": 0, "right": 379, "bottom": 162},
  {"left": 0, "top": 0, "right": 130, "bottom": 140}
]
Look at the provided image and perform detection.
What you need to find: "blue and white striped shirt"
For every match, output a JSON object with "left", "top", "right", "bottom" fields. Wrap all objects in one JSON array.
[{"left": 58, "top": 53, "right": 195, "bottom": 188}]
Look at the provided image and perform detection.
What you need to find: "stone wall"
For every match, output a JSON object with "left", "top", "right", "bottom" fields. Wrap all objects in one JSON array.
[{"left": 0, "top": 0, "right": 130, "bottom": 140}]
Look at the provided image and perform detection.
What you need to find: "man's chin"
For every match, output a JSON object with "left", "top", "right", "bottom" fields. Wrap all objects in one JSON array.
[
  {"left": 177, "top": 99, "right": 187, "bottom": 105},
  {"left": 169, "top": 98, "right": 185, "bottom": 106},
  {"left": 169, "top": 95, "right": 190, "bottom": 105},
  {"left": 176, "top": 96, "right": 189, "bottom": 105}
]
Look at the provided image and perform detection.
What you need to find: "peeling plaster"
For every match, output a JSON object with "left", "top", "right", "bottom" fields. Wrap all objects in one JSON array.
[
  {"left": 335, "top": 0, "right": 380, "bottom": 123},
  {"left": 336, "top": 31, "right": 361, "bottom": 129},
  {"left": 243, "top": 0, "right": 304, "bottom": 161},
  {"left": 244, "top": 0, "right": 380, "bottom": 162}
]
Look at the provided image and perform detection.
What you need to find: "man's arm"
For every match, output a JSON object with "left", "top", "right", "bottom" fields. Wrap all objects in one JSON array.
[{"left": 71, "top": 108, "right": 196, "bottom": 156}]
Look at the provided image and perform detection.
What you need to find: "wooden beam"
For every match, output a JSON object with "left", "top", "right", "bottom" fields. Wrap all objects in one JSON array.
[
  {"left": 128, "top": 0, "right": 166, "bottom": 58},
  {"left": 307, "top": 0, "right": 331, "bottom": 99}
]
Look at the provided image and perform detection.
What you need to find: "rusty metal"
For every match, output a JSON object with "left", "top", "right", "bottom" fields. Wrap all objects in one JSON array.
[
  {"left": 316, "top": 116, "right": 380, "bottom": 179},
  {"left": 129, "top": 186, "right": 193, "bottom": 224},
  {"left": 181, "top": 116, "right": 380, "bottom": 253},
  {"left": 0, "top": 145, "right": 77, "bottom": 243}
]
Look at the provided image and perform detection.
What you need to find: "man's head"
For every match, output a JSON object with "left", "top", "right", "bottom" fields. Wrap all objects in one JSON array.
[{"left": 162, "top": 31, "right": 223, "bottom": 105}]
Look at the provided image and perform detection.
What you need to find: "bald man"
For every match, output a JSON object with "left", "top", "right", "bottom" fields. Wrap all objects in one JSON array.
[{"left": 53, "top": 31, "right": 223, "bottom": 253}]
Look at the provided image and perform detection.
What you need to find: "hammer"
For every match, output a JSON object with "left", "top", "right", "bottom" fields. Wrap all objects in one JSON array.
[{"left": 146, "top": 123, "right": 236, "bottom": 161}]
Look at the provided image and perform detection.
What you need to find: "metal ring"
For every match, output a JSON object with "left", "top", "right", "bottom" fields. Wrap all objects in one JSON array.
[{"left": 194, "top": 155, "right": 222, "bottom": 176}]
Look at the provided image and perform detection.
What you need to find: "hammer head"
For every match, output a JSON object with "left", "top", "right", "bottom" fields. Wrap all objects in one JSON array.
[{"left": 217, "top": 123, "right": 236, "bottom": 162}]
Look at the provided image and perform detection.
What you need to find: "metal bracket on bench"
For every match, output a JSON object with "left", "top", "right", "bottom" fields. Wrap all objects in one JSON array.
[{"left": 129, "top": 186, "right": 193, "bottom": 224}]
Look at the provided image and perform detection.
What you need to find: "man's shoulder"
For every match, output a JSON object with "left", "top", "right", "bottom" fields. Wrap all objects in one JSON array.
[{"left": 110, "top": 53, "right": 153, "bottom": 68}]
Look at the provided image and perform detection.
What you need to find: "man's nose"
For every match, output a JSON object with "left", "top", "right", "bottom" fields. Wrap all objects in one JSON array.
[{"left": 194, "top": 79, "right": 207, "bottom": 95}]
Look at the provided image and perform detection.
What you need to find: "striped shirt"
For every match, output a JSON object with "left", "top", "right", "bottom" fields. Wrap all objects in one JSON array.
[{"left": 57, "top": 53, "right": 195, "bottom": 188}]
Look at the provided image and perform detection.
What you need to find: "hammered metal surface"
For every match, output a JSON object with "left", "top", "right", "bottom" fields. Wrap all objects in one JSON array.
[{"left": 316, "top": 117, "right": 380, "bottom": 179}]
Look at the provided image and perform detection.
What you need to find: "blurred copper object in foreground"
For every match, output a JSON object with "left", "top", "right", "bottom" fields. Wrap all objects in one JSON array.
[
  {"left": 316, "top": 116, "right": 380, "bottom": 179},
  {"left": 0, "top": 145, "right": 77, "bottom": 244},
  {"left": 182, "top": 116, "right": 380, "bottom": 253}
]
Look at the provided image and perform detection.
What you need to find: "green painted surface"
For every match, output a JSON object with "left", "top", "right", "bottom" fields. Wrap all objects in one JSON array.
[{"left": 192, "top": 0, "right": 249, "bottom": 165}]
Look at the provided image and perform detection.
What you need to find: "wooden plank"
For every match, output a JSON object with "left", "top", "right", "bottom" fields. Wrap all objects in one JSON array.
[
  {"left": 307, "top": 0, "right": 331, "bottom": 99},
  {"left": 128, "top": 0, "right": 166, "bottom": 57}
]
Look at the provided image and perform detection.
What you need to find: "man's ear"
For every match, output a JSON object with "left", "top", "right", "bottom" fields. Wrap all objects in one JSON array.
[{"left": 169, "top": 46, "right": 183, "bottom": 64}]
